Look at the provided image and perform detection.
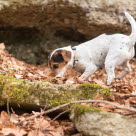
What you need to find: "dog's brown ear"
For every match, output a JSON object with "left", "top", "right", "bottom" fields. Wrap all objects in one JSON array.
[{"left": 60, "top": 50, "right": 72, "bottom": 62}]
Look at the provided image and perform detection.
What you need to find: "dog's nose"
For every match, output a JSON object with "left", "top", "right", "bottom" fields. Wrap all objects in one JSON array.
[{"left": 55, "top": 75, "right": 62, "bottom": 78}]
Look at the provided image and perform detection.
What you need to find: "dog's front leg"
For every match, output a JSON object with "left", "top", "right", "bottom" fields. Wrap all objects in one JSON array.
[
  {"left": 56, "top": 66, "right": 68, "bottom": 78},
  {"left": 79, "top": 64, "right": 98, "bottom": 81},
  {"left": 56, "top": 63, "right": 73, "bottom": 78}
]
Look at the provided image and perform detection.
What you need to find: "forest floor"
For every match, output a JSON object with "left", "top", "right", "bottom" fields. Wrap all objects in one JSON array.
[{"left": 0, "top": 43, "right": 135, "bottom": 136}]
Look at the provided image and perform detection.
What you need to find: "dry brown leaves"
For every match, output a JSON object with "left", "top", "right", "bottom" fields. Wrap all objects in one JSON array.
[
  {"left": 0, "top": 43, "right": 135, "bottom": 133},
  {"left": 0, "top": 43, "right": 53, "bottom": 81},
  {"left": 0, "top": 111, "right": 78, "bottom": 136}
]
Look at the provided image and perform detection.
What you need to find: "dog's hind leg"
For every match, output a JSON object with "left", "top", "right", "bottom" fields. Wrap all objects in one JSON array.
[
  {"left": 79, "top": 63, "right": 98, "bottom": 81},
  {"left": 105, "top": 57, "right": 116, "bottom": 85},
  {"left": 105, "top": 50, "right": 130, "bottom": 85},
  {"left": 116, "top": 60, "right": 132, "bottom": 79},
  {"left": 105, "top": 64, "right": 115, "bottom": 85}
]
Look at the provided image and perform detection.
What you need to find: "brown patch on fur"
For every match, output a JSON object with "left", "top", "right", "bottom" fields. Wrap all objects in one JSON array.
[
  {"left": 49, "top": 49, "right": 72, "bottom": 71},
  {"left": 60, "top": 50, "right": 71, "bottom": 62}
]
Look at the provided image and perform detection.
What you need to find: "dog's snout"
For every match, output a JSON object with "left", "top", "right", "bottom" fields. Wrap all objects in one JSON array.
[{"left": 53, "top": 64, "right": 58, "bottom": 69}]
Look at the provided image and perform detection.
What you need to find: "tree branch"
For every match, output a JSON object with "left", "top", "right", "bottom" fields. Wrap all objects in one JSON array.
[
  {"left": 51, "top": 110, "right": 69, "bottom": 122},
  {"left": 18, "top": 99, "right": 136, "bottom": 125},
  {"left": 122, "top": 94, "right": 136, "bottom": 98}
]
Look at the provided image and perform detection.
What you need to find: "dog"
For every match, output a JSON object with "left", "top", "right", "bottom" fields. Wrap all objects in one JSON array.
[{"left": 48, "top": 12, "right": 136, "bottom": 85}]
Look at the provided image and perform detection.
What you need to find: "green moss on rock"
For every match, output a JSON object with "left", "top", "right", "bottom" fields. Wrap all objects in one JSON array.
[
  {"left": 71, "top": 104, "right": 102, "bottom": 121},
  {"left": 0, "top": 75, "right": 111, "bottom": 108},
  {"left": 0, "top": 75, "right": 30, "bottom": 105},
  {"left": 78, "top": 83, "right": 110, "bottom": 99}
]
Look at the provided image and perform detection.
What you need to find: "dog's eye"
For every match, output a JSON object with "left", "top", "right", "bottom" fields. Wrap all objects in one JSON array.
[{"left": 53, "top": 64, "right": 58, "bottom": 69}]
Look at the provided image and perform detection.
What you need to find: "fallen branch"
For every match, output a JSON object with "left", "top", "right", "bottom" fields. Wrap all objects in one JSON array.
[
  {"left": 51, "top": 110, "right": 69, "bottom": 122},
  {"left": 122, "top": 94, "right": 136, "bottom": 98},
  {"left": 18, "top": 99, "right": 136, "bottom": 124}
]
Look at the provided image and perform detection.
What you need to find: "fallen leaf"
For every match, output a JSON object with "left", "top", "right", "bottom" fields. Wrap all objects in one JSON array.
[
  {"left": 10, "top": 113, "right": 19, "bottom": 124},
  {"left": 0, "top": 43, "right": 5, "bottom": 50},
  {"left": 28, "top": 130, "right": 44, "bottom": 136},
  {"left": 0, "top": 111, "right": 9, "bottom": 125},
  {"left": 1, "top": 127, "right": 27, "bottom": 136}
]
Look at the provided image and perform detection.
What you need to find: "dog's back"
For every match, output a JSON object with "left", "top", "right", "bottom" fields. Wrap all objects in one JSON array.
[{"left": 48, "top": 12, "right": 136, "bottom": 85}]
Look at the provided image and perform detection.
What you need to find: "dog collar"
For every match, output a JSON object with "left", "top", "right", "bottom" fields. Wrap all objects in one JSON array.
[{"left": 71, "top": 47, "right": 78, "bottom": 66}]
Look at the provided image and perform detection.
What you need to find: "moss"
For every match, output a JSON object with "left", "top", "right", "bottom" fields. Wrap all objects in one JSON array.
[
  {"left": 46, "top": 83, "right": 51, "bottom": 87},
  {"left": 43, "top": 78, "right": 55, "bottom": 83},
  {"left": 3, "top": 83, "right": 30, "bottom": 103},
  {"left": 0, "top": 75, "right": 111, "bottom": 108},
  {"left": 78, "top": 83, "right": 110, "bottom": 98},
  {"left": 46, "top": 83, "right": 110, "bottom": 108},
  {"left": 72, "top": 104, "right": 102, "bottom": 120},
  {"left": 99, "top": 88, "right": 111, "bottom": 98},
  {"left": 0, "top": 75, "right": 30, "bottom": 105},
  {"left": 47, "top": 86, "right": 74, "bottom": 106},
  {"left": 0, "top": 75, "right": 72, "bottom": 107}
]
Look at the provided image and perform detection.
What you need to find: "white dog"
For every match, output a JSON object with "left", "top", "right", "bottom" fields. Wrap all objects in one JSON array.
[{"left": 48, "top": 12, "right": 136, "bottom": 85}]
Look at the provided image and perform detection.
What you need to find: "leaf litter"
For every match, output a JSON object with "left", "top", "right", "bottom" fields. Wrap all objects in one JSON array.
[
  {"left": 0, "top": 111, "right": 77, "bottom": 136},
  {"left": 0, "top": 43, "right": 135, "bottom": 135}
]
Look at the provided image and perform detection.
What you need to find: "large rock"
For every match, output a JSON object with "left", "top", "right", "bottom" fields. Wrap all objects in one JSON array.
[
  {"left": 0, "top": 75, "right": 110, "bottom": 109},
  {"left": 70, "top": 104, "right": 136, "bottom": 136},
  {"left": 0, "top": 0, "right": 136, "bottom": 64},
  {"left": 0, "top": 0, "right": 136, "bottom": 37}
]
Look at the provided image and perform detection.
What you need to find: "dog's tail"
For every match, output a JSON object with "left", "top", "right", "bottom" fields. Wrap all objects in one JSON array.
[{"left": 125, "top": 11, "right": 136, "bottom": 41}]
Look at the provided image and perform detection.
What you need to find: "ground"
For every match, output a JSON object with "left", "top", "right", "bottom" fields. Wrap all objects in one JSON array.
[{"left": 0, "top": 43, "right": 135, "bottom": 136}]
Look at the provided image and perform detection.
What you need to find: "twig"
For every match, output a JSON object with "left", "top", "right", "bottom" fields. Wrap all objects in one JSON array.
[
  {"left": 7, "top": 99, "right": 10, "bottom": 117},
  {"left": 17, "top": 99, "right": 136, "bottom": 125},
  {"left": 122, "top": 94, "right": 136, "bottom": 98},
  {"left": 51, "top": 110, "right": 69, "bottom": 122}
]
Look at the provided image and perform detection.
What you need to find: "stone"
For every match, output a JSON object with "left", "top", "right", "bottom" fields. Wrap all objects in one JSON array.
[
  {"left": 70, "top": 104, "right": 136, "bottom": 136},
  {"left": 0, "top": 0, "right": 135, "bottom": 64},
  {"left": 0, "top": 75, "right": 110, "bottom": 110}
]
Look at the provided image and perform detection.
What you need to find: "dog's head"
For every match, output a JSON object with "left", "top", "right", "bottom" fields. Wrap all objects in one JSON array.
[{"left": 48, "top": 46, "right": 74, "bottom": 75}]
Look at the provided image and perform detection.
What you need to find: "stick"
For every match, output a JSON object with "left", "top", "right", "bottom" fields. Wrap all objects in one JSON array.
[
  {"left": 122, "top": 94, "right": 136, "bottom": 98},
  {"left": 18, "top": 99, "right": 136, "bottom": 124},
  {"left": 51, "top": 110, "right": 69, "bottom": 122}
]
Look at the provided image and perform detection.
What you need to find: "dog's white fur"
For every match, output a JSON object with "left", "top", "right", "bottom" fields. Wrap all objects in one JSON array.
[{"left": 50, "top": 12, "right": 136, "bottom": 85}]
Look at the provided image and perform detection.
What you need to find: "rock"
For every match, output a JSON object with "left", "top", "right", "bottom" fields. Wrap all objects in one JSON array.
[
  {"left": 0, "top": 0, "right": 135, "bottom": 64},
  {"left": 0, "top": 75, "right": 110, "bottom": 110},
  {"left": 0, "top": 0, "right": 134, "bottom": 37},
  {"left": 70, "top": 104, "right": 136, "bottom": 136}
]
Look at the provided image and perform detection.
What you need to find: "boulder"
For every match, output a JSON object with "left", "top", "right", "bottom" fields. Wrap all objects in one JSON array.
[
  {"left": 70, "top": 104, "right": 136, "bottom": 136},
  {"left": 0, "top": 0, "right": 136, "bottom": 38},
  {"left": 0, "top": 0, "right": 135, "bottom": 64},
  {"left": 0, "top": 75, "right": 110, "bottom": 109}
]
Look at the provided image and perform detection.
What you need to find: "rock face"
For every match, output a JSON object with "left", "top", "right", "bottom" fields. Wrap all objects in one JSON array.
[
  {"left": 0, "top": 0, "right": 136, "bottom": 64},
  {"left": 70, "top": 105, "right": 136, "bottom": 136}
]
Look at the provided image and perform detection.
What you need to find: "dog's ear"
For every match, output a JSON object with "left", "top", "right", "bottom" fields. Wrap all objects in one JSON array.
[{"left": 60, "top": 50, "right": 72, "bottom": 62}]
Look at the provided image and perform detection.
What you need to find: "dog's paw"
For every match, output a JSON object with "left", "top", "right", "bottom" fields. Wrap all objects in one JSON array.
[
  {"left": 66, "top": 79, "right": 75, "bottom": 84},
  {"left": 106, "top": 80, "right": 112, "bottom": 86},
  {"left": 78, "top": 76, "right": 88, "bottom": 83},
  {"left": 55, "top": 74, "right": 64, "bottom": 78},
  {"left": 115, "top": 76, "right": 122, "bottom": 80},
  {"left": 78, "top": 76, "right": 86, "bottom": 81},
  {"left": 78, "top": 80, "right": 87, "bottom": 84}
]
